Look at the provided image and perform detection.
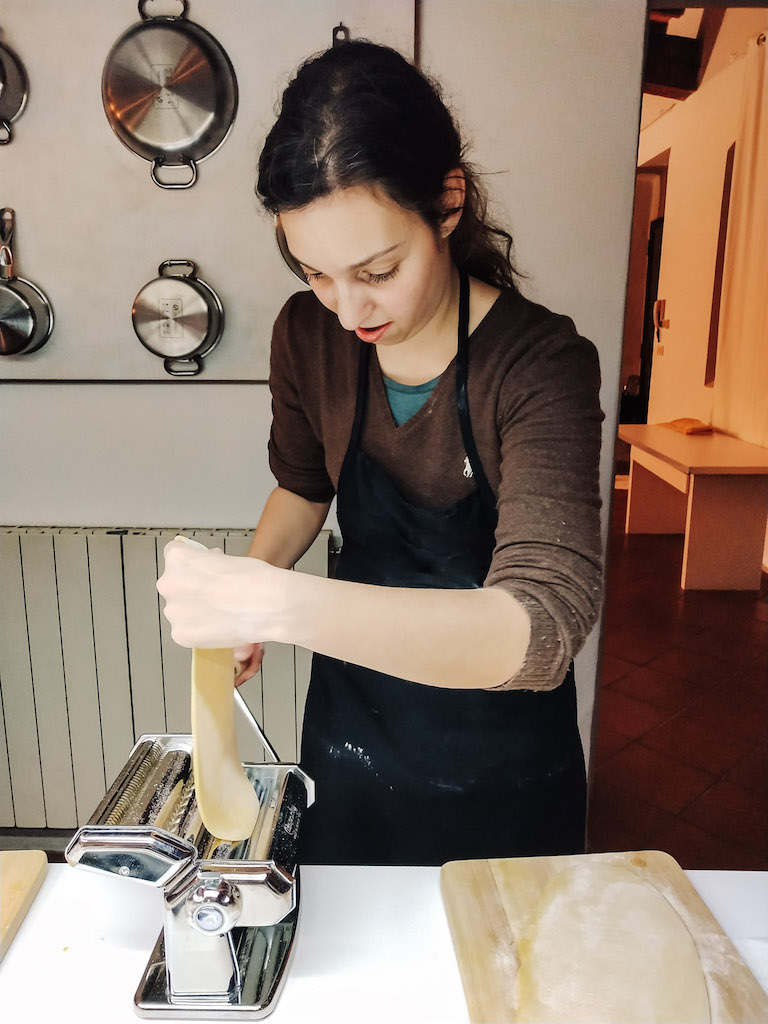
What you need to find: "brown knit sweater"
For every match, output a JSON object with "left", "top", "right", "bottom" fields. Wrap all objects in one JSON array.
[{"left": 268, "top": 287, "right": 604, "bottom": 690}]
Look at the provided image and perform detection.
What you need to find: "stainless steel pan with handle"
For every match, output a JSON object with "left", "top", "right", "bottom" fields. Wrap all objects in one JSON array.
[
  {"left": 102, "top": 0, "right": 238, "bottom": 189},
  {"left": 132, "top": 259, "right": 224, "bottom": 376},
  {"left": 0, "top": 38, "right": 29, "bottom": 144},
  {"left": 0, "top": 209, "right": 53, "bottom": 357}
]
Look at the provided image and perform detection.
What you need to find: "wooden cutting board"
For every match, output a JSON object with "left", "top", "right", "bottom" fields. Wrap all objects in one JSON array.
[
  {"left": 441, "top": 850, "right": 767, "bottom": 1024},
  {"left": 0, "top": 850, "right": 47, "bottom": 962}
]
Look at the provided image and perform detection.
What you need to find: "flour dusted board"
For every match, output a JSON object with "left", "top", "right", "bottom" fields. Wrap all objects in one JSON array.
[
  {"left": 0, "top": 851, "right": 47, "bottom": 961},
  {"left": 440, "top": 851, "right": 768, "bottom": 1024},
  {"left": 0, "top": 0, "right": 414, "bottom": 381}
]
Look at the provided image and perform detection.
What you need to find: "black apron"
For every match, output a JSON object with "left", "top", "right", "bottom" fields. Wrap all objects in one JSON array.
[{"left": 298, "top": 272, "right": 586, "bottom": 865}]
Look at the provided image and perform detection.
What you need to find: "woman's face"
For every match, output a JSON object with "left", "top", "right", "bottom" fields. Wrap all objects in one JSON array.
[{"left": 279, "top": 185, "right": 455, "bottom": 348}]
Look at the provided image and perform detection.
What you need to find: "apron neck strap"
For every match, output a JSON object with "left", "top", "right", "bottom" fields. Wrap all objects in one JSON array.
[
  {"left": 350, "top": 334, "right": 372, "bottom": 451},
  {"left": 456, "top": 270, "right": 497, "bottom": 514}
]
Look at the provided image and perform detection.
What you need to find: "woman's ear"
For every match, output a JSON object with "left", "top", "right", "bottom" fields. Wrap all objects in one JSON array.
[{"left": 439, "top": 168, "right": 466, "bottom": 239}]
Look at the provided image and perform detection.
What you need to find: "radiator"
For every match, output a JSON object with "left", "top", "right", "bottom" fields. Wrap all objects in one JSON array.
[{"left": 0, "top": 527, "right": 330, "bottom": 829}]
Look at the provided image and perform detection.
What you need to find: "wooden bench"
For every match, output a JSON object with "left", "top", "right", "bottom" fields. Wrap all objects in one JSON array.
[{"left": 618, "top": 424, "right": 768, "bottom": 590}]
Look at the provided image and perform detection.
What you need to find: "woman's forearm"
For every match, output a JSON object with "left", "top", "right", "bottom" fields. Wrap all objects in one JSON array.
[
  {"left": 269, "top": 568, "right": 531, "bottom": 689},
  {"left": 159, "top": 535, "right": 530, "bottom": 689},
  {"left": 248, "top": 486, "right": 331, "bottom": 568}
]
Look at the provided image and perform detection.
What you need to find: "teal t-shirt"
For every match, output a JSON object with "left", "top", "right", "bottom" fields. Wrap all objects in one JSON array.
[{"left": 383, "top": 374, "right": 441, "bottom": 426}]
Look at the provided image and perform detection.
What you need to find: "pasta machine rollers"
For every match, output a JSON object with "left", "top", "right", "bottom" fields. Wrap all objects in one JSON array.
[{"left": 65, "top": 728, "right": 314, "bottom": 1019}]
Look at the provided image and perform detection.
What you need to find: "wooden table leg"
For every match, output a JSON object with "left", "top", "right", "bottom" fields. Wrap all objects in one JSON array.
[
  {"left": 682, "top": 474, "right": 768, "bottom": 590},
  {"left": 625, "top": 453, "right": 687, "bottom": 534}
]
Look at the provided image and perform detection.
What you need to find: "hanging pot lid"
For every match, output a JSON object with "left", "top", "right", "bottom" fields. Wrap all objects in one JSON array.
[
  {"left": 0, "top": 40, "right": 30, "bottom": 144},
  {"left": 102, "top": 0, "right": 238, "bottom": 188}
]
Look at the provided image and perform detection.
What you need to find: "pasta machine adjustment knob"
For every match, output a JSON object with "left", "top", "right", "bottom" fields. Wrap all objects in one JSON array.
[{"left": 187, "top": 878, "right": 242, "bottom": 935}]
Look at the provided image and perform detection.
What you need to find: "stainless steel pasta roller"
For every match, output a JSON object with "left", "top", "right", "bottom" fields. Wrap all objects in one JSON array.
[{"left": 66, "top": 726, "right": 313, "bottom": 1020}]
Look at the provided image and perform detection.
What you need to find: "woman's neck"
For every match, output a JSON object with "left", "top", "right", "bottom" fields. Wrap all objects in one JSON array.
[
  {"left": 375, "top": 271, "right": 457, "bottom": 384},
  {"left": 375, "top": 272, "right": 501, "bottom": 385}
]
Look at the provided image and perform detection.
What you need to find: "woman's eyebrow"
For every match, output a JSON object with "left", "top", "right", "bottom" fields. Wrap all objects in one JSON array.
[{"left": 297, "top": 242, "right": 404, "bottom": 274}]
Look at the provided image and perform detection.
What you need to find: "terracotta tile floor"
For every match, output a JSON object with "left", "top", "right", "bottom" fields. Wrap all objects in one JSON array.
[{"left": 587, "top": 484, "right": 768, "bottom": 870}]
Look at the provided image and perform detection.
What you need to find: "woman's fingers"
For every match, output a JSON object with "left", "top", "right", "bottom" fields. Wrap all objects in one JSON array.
[{"left": 234, "top": 643, "right": 265, "bottom": 687}]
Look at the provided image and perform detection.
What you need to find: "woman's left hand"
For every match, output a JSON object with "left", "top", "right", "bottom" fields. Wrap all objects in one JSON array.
[{"left": 157, "top": 538, "right": 282, "bottom": 649}]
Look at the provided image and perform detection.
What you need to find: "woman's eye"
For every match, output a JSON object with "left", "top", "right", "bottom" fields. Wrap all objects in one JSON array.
[
  {"left": 303, "top": 266, "right": 399, "bottom": 285},
  {"left": 367, "top": 266, "right": 399, "bottom": 285}
]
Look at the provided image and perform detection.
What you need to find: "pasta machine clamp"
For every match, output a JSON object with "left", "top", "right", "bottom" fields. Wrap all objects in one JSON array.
[{"left": 65, "top": 720, "right": 314, "bottom": 1020}]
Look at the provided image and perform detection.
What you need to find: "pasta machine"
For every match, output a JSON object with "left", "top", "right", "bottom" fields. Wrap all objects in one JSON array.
[{"left": 65, "top": 707, "right": 314, "bottom": 1020}]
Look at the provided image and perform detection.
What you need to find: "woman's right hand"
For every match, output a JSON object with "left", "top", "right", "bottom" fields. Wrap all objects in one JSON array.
[{"left": 234, "top": 643, "right": 265, "bottom": 687}]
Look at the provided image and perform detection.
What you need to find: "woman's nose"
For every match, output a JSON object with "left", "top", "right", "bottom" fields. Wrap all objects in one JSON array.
[{"left": 334, "top": 283, "right": 374, "bottom": 332}]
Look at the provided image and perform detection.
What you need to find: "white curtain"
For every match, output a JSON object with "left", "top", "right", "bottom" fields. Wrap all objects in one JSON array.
[{"left": 712, "top": 34, "right": 768, "bottom": 448}]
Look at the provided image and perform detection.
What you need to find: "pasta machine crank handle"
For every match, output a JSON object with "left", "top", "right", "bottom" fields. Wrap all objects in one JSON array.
[{"left": 234, "top": 687, "right": 280, "bottom": 763}]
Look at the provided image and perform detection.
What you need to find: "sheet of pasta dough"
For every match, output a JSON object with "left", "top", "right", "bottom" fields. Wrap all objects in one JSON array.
[
  {"left": 514, "top": 862, "right": 710, "bottom": 1023},
  {"left": 191, "top": 647, "right": 260, "bottom": 842}
]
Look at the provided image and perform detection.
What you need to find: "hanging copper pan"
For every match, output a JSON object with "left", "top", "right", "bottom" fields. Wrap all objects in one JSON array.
[{"left": 102, "top": 0, "right": 238, "bottom": 189}]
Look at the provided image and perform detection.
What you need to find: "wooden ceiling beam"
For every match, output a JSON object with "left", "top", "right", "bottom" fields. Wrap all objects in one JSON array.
[
  {"left": 644, "top": 31, "right": 702, "bottom": 99},
  {"left": 649, "top": 9, "right": 686, "bottom": 26}
]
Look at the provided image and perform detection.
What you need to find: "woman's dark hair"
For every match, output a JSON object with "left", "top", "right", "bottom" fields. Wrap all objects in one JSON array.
[{"left": 257, "top": 40, "right": 520, "bottom": 291}]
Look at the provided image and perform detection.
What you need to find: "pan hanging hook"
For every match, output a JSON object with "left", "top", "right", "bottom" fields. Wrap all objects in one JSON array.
[
  {"left": 332, "top": 22, "right": 350, "bottom": 47},
  {"left": 0, "top": 208, "right": 14, "bottom": 247},
  {"left": 0, "top": 208, "right": 15, "bottom": 279}
]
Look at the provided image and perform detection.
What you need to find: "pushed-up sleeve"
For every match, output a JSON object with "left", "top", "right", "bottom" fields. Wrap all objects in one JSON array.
[
  {"left": 485, "top": 316, "right": 604, "bottom": 690},
  {"left": 268, "top": 295, "right": 336, "bottom": 503}
]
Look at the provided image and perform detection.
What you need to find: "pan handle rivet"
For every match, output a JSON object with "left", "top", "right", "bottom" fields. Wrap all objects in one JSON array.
[{"left": 119, "top": 865, "right": 131, "bottom": 876}]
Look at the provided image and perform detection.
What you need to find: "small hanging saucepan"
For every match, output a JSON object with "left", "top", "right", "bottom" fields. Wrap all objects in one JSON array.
[
  {"left": 132, "top": 259, "right": 224, "bottom": 376},
  {"left": 0, "top": 39, "right": 30, "bottom": 144},
  {"left": 0, "top": 208, "right": 54, "bottom": 356},
  {"left": 102, "top": 0, "right": 238, "bottom": 189},
  {"left": 275, "top": 217, "right": 310, "bottom": 285}
]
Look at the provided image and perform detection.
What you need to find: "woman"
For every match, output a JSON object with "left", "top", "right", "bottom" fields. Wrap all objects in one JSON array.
[{"left": 157, "top": 40, "right": 603, "bottom": 866}]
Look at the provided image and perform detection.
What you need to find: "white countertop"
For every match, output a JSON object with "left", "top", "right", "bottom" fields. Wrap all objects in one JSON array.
[{"left": 1, "top": 864, "right": 766, "bottom": 1023}]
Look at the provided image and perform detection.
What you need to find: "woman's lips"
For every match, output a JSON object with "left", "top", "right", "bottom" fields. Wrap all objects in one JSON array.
[{"left": 355, "top": 322, "right": 391, "bottom": 343}]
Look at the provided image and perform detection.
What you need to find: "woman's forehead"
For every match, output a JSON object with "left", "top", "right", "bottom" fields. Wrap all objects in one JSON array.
[{"left": 279, "top": 186, "right": 423, "bottom": 270}]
